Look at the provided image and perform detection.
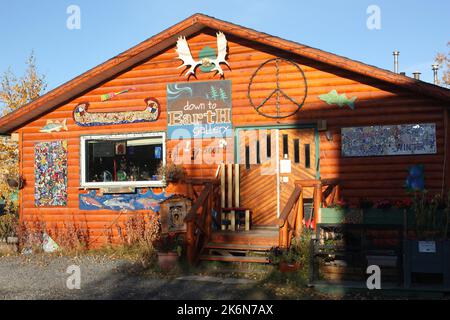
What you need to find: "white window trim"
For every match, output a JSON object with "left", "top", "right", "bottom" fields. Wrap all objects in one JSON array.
[{"left": 80, "top": 131, "right": 166, "bottom": 188}]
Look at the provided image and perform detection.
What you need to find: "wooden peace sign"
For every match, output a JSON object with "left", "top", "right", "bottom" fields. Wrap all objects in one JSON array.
[{"left": 247, "top": 58, "right": 307, "bottom": 119}]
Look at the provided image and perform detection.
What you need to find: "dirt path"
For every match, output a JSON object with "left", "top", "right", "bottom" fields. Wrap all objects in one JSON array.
[{"left": 0, "top": 255, "right": 273, "bottom": 300}]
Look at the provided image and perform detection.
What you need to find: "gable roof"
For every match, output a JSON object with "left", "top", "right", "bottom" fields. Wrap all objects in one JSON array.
[{"left": 1, "top": 13, "right": 449, "bottom": 134}]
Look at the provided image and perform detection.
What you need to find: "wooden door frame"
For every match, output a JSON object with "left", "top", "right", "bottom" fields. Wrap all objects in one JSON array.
[{"left": 234, "top": 124, "right": 320, "bottom": 217}]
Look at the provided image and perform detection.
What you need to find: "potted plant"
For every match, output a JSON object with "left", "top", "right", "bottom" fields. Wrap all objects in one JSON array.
[
  {"left": 155, "top": 233, "right": 183, "bottom": 271},
  {"left": 404, "top": 191, "right": 450, "bottom": 287},
  {"left": 157, "top": 163, "right": 186, "bottom": 183},
  {"left": 268, "top": 246, "right": 302, "bottom": 272},
  {"left": 0, "top": 213, "right": 18, "bottom": 254}
]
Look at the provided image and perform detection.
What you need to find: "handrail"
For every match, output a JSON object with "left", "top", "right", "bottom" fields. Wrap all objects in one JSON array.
[
  {"left": 185, "top": 186, "right": 210, "bottom": 223},
  {"left": 278, "top": 185, "right": 302, "bottom": 227},
  {"left": 278, "top": 185, "right": 304, "bottom": 248},
  {"left": 184, "top": 179, "right": 221, "bottom": 265},
  {"left": 278, "top": 179, "right": 340, "bottom": 248}
]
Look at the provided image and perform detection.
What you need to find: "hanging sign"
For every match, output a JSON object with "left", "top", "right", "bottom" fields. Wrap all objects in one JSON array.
[{"left": 167, "top": 80, "right": 232, "bottom": 139}]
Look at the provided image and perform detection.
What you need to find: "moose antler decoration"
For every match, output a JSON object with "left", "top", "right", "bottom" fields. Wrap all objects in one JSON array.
[{"left": 176, "top": 31, "right": 229, "bottom": 77}]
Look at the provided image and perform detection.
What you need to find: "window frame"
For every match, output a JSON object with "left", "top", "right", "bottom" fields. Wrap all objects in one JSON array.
[{"left": 80, "top": 131, "right": 166, "bottom": 188}]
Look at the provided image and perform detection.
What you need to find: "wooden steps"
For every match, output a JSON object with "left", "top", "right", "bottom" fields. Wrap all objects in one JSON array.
[
  {"left": 205, "top": 242, "right": 273, "bottom": 251},
  {"left": 209, "top": 227, "right": 279, "bottom": 247},
  {"left": 199, "top": 254, "right": 269, "bottom": 263},
  {"left": 199, "top": 227, "right": 278, "bottom": 264}
]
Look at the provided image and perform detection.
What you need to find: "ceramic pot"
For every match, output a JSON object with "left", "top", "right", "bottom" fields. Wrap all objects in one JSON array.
[
  {"left": 157, "top": 251, "right": 179, "bottom": 271},
  {"left": 279, "top": 262, "right": 301, "bottom": 273}
]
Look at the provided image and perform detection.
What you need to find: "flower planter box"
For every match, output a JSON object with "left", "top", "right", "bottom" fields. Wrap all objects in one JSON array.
[
  {"left": 320, "top": 207, "right": 362, "bottom": 224},
  {"left": 157, "top": 252, "right": 179, "bottom": 271},
  {"left": 363, "top": 208, "right": 406, "bottom": 225}
]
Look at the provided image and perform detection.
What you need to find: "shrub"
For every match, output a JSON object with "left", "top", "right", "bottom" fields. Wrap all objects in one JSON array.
[{"left": 0, "top": 213, "right": 18, "bottom": 240}]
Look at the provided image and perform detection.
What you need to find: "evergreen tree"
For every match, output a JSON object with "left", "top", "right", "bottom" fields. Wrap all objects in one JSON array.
[
  {"left": 210, "top": 86, "right": 219, "bottom": 100},
  {"left": 219, "top": 87, "right": 228, "bottom": 102}
]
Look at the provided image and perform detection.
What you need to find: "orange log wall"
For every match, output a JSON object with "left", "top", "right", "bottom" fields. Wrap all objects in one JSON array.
[{"left": 15, "top": 28, "right": 449, "bottom": 245}]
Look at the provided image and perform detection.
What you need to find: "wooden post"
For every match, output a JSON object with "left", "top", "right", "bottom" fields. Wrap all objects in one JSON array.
[
  {"left": 313, "top": 182, "right": 322, "bottom": 230},
  {"left": 186, "top": 221, "right": 195, "bottom": 264},
  {"left": 220, "top": 164, "right": 225, "bottom": 208},
  {"left": 295, "top": 189, "right": 303, "bottom": 237},
  {"left": 234, "top": 163, "right": 240, "bottom": 207},
  {"left": 221, "top": 211, "right": 226, "bottom": 231},
  {"left": 230, "top": 210, "right": 236, "bottom": 231},
  {"left": 245, "top": 209, "right": 250, "bottom": 231},
  {"left": 227, "top": 165, "right": 233, "bottom": 207},
  {"left": 205, "top": 185, "right": 212, "bottom": 238},
  {"left": 334, "top": 184, "right": 340, "bottom": 202},
  {"left": 283, "top": 223, "right": 289, "bottom": 248}
]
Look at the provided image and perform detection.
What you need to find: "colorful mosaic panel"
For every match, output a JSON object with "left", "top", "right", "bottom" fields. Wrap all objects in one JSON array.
[
  {"left": 34, "top": 140, "right": 68, "bottom": 206},
  {"left": 341, "top": 123, "right": 437, "bottom": 157},
  {"left": 79, "top": 189, "right": 171, "bottom": 212}
]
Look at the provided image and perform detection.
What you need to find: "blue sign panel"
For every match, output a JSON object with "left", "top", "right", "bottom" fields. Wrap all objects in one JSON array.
[{"left": 167, "top": 80, "right": 232, "bottom": 139}]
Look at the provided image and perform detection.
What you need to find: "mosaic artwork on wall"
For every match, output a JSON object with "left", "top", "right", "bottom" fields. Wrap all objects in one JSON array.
[
  {"left": 79, "top": 189, "right": 171, "bottom": 212},
  {"left": 39, "top": 119, "right": 68, "bottom": 133},
  {"left": 34, "top": 140, "right": 68, "bottom": 206},
  {"left": 341, "top": 123, "right": 437, "bottom": 157},
  {"left": 176, "top": 31, "right": 229, "bottom": 77},
  {"left": 73, "top": 97, "right": 159, "bottom": 127},
  {"left": 319, "top": 90, "right": 357, "bottom": 110}
]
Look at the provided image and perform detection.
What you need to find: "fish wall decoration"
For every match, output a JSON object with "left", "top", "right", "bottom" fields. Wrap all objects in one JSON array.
[
  {"left": 39, "top": 119, "right": 68, "bottom": 133},
  {"left": 79, "top": 189, "right": 171, "bottom": 212},
  {"left": 73, "top": 97, "right": 159, "bottom": 126},
  {"left": 319, "top": 90, "right": 357, "bottom": 110}
]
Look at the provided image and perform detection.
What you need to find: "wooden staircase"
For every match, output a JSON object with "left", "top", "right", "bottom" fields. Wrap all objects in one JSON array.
[
  {"left": 199, "top": 227, "right": 278, "bottom": 263},
  {"left": 184, "top": 178, "right": 340, "bottom": 265}
]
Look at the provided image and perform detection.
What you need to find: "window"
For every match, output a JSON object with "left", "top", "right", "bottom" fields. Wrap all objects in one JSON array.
[
  {"left": 256, "top": 140, "right": 261, "bottom": 164},
  {"left": 80, "top": 132, "right": 165, "bottom": 188},
  {"left": 305, "top": 144, "right": 311, "bottom": 168},
  {"left": 282, "top": 134, "right": 289, "bottom": 157},
  {"left": 294, "top": 139, "right": 300, "bottom": 163}
]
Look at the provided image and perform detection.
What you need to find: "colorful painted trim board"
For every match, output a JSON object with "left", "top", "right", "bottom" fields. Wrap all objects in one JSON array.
[
  {"left": 34, "top": 140, "right": 68, "bottom": 206},
  {"left": 79, "top": 189, "right": 171, "bottom": 212},
  {"left": 73, "top": 98, "right": 159, "bottom": 127}
]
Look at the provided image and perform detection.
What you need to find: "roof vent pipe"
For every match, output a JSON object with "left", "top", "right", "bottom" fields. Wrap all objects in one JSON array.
[
  {"left": 412, "top": 71, "right": 421, "bottom": 80},
  {"left": 393, "top": 50, "right": 400, "bottom": 73},
  {"left": 432, "top": 64, "right": 439, "bottom": 85}
]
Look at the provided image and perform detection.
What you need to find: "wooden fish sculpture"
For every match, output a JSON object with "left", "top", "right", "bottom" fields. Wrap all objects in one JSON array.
[
  {"left": 73, "top": 97, "right": 160, "bottom": 126},
  {"left": 39, "top": 119, "right": 68, "bottom": 133},
  {"left": 319, "top": 90, "right": 357, "bottom": 109}
]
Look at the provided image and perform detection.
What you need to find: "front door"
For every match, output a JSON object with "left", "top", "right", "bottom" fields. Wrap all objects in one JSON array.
[{"left": 238, "top": 127, "right": 317, "bottom": 226}]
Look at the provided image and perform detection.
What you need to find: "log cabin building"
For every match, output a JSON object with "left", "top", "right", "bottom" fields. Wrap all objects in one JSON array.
[{"left": 1, "top": 14, "right": 450, "bottom": 262}]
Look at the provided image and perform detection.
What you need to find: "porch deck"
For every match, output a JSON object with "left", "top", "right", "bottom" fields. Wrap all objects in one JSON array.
[{"left": 200, "top": 227, "right": 278, "bottom": 263}]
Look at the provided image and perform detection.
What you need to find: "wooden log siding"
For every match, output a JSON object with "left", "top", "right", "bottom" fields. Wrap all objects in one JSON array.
[{"left": 15, "top": 28, "right": 449, "bottom": 245}]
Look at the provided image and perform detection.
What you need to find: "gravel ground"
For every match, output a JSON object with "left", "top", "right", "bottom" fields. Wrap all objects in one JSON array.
[{"left": 0, "top": 254, "right": 271, "bottom": 300}]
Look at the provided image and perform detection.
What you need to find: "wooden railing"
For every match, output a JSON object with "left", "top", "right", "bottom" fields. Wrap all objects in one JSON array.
[
  {"left": 278, "top": 179, "right": 340, "bottom": 248},
  {"left": 278, "top": 185, "right": 304, "bottom": 248},
  {"left": 184, "top": 178, "right": 221, "bottom": 264}
]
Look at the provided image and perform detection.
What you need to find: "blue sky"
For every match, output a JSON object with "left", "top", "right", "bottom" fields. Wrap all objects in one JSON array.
[{"left": 0, "top": 0, "right": 449, "bottom": 92}]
